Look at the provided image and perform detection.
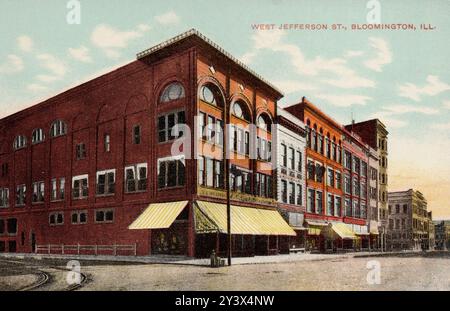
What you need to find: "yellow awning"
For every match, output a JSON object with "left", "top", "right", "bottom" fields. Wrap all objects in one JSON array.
[
  {"left": 331, "top": 223, "right": 357, "bottom": 240},
  {"left": 129, "top": 201, "right": 188, "bottom": 230},
  {"left": 195, "top": 201, "right": 296, "bottom": 236}
]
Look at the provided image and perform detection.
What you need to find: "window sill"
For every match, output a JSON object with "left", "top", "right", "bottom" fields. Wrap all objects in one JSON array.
[
  {"left": 96, "top": 193, "right": 115, "bottom": 198},
  {"left": 50, "top": 199, "right": 65, "bottom": 203},
  {"left": 32, "top": 202, "right": 45, "bottom": 205},
  {"left": 124, "top": 190, "right": 147, "bottom": 194},
  {"left": 158, "top": 186, "right": 185, "bottom": 191},
  {"left": 72, "top": 197, "right": 88, "bottom": 200},
  {"left": 94, "top": 221, "right": 114, "bottom": 224},
  {"left": 15, "top": 205, "right": 26, "bottom": 208}
]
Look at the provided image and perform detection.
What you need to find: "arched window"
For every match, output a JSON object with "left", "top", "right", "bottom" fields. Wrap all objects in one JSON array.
[
  {"left": 160, "top": 82, "right": 185, "bottom": 103},
  {"left": 199, "top": 84, "right": 223, "bottom": 107},
  {"left": 257, "top": 114, "right": 272, "bottom": 132},
  {"left": 32, "top": 128, "right": 45, "bottom": 144},
  {"left": 232, "top": 101, "right": 250, "bottom": 122},
  {"left": 13, "top": 135, "right": 27, "bottom": 150},
  {"left": 50, "top": 120, "right": 67, "bottom": 138}
]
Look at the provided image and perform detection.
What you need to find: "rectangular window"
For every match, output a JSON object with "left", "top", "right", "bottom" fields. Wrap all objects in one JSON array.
[
  {"left": 133, "top": 125, "right": 141, "bottom": 145},
  {"left": 158, "top": 158, "right": 185, "bottom": 189},
  {"left": 216, "top": 120, "right": 224, "bottom": 146},
  {"left": 31, "top": 181, "right": 44, "bottom": 203},
  {"left": 0, "top": 188, "right": 9, "bottom": 207},
  {"left": 361, "top": 161, "right": 367, "bottom": 177},
  {"left": 59, "top": 178, "right": 65, "bottom": 200},
  {"left": 296, "top": 151, "right": 302, "bottom": 172},
  {"left": 51, "top": 179, "right": 57, "bottom": 201},
  {"left": 334, "top": 196, "right": 341, "bottom": 217},
  {"left": 76, "top": 143, "right": 86, "bottom": 160},
  {"left": 335, "top": 172, "right": 342, "bottom": 190},
  {"left": 307, "top": 160, "right": 315, "bottom": 180},
  {"left": 71, "top": 211, "right": 88, "bottom": 225},
  {"left": 95, "top": 209, "right": 114, "bottom": 223},
  {"left": 125, "top": 163, "right": 147, "bottom": 193},
  {"left": 307, "top": 189, "right": 315, "bottom": 213},
  {"left": 16, "top": 185, "right": 26, "bottom": 206},
  {"left": 344, "top": 151, "right": 352, "bottom": 170},
  {"left": 49, "top": 212, "right": 64, "bottom": 226},
  {"left": 315, "top": 164, "right": 323, "bottom": 183},
  {"left": 345, "top": 199, "right": 352, "bottom": 217},
  {"left": 198, "top": 156, "right": 204, "bottom": 186},
  {"left": 215, "top": 160, "right": 224, "bottom": 189},
  {"left": 158, "top": 111, "right": 186, "bottom": 143},
  {"left": 244, "top": 131, "right": 250, "bottom": 155},
  {"left": 7, "top": 218, "right": 17, "bottom": 234},
  {"left": 104, "top": 134, "right": 111, "bottom": 152},
  {"left": 289, "top": 182, "right": 295, "bottom": 204},
  {"left": 296, "top": 184, "right": 302, "bottom": 206},
  {"left": 207, "top": 115, "right": 215, "bottom": 142},
  {"left": 72, "top": 175, "right": 88, "bottom": 199},
  {"left": 289, "top": 147, "right": 295, "bottom": 170},
  {"left": 353, "top": 157, "right": 360, "bottom": 174},
  {"left": 96, "top": 169, "right": 116, "bottom": 196},
  {"left": 281, "top": 144, "right": 287, "bottom": 167},
  {"left": 206, "top": 158, "right": 214, "bottom": 187},
  {"left": 327, "top": 168, "right": 334, "bottom": 187},
  {"left": 344, "top": 175, "right": 351, "bottom": 194},
  {"left": 237, "top": 128, "right": 244, "bottom": 154},
  {"left": 315, "top": 191, "right": 323, "bottom": 214},
  {"left": 327, "top": 193, "right": 333, "bottom": 216}
]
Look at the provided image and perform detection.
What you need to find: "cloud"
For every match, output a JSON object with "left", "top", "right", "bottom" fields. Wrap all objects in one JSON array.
[
  {"left": 17, "top": 35, "right": 33, "bottom": 52},
  {"left": 240, "top": 52, "right": 257, "bottom": 65},
  {"left": 91, "top": 24, "right": 150, "bottom": 59},
  {"left": 345, "top": 50, "right": 364, "bottom": 58},
  {"left": 68, "top": 46, "right": 92, "bottom": 63},
  {"left": 245, "top": 29, "right": 375, "bottom": 89},
  {"left": 155, "top": 11, "right": 180, "bottom": 25},
  {"left": 369, "top": 111, "right": 408, "bottom": 128},
  {"left": 273, "top": 80, "right": 317, "bottom": 94},
  {"left": 382, "top": 104, "right": 439, "bottom": 115},
  {"left": 36, "top": 53, "right": 67, "bottom": 78},
  {"left": 314, "top": 94, "right": 372, "bottom": 107},
  {"left": 363, "top": 37, "right": 392, "bottom": 72},
  {"left": 442, "top": 100, "right": 450, "bottom": 110},
  {"left": 27, "top": 83, "right": 48, "bottom": 92},
  {"left": 0, "top": 54, "right": 24, "bottom": 74},
  {"left": 431, "top": 122, "right": 450, "bottom": 131},
  {"left": 398, "top": 75, "right": 450, "bottom": 101}
]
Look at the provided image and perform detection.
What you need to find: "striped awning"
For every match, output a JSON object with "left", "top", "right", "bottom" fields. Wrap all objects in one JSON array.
[
  {"left": 195, "top": 201, "right": 296, "bottom": 236},
  {"left": 331, "top": 223, "right": 357, "bottom": 240},
  {"left": 305, "top": 220, "right": 328, "bottom": 236},
  {"left": 129, "top": 201, "right": 188, "bottom": 230}
]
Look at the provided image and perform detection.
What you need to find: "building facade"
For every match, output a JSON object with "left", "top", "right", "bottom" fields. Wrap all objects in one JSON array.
[
  {"left": 387, "top": 189, "right": 433, "bottom": 250},
  {"left": 346, "top": 119, "right": 388, "bottom": 251},
  {"left": 0, "top": 29, "right": 297, "bottom": 258},
  {"left": 434, "top": 220, "right": 450, "bottom": 250},
  {"left": 285, "top": 98, "right": 372, "bottom": 252},
  {"left": 275, "top": 108, "right": 307, "bottom": 250}
]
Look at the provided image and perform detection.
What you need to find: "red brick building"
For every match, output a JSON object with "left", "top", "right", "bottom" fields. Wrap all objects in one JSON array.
[
  {"left": 285, "top": 97, "right": 371, "bottom": 252},
  {"left": 0, "top": 30, "right": 295, "bottom": 257}
]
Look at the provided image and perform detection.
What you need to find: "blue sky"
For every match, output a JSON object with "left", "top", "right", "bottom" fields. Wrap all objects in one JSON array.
[{"left": 0, "top": 0, "right": 449, "bottom": 217}]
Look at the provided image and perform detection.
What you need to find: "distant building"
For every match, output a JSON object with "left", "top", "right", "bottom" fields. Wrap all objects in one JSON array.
[
  {"left": 346, "top": 119, "right": 388, "bottom": 251},
  {"left": 387, "top": 189, "right": 433, "bottom": 250},
  {"left": 275, "top": 108, "right": 307, "bottom": 251},
  {"left": 434, "top": 220, "right": 450, "bottom": 250}
]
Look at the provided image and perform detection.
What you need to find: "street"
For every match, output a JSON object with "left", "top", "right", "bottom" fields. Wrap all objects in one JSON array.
[{"left": 1, "top": 253, "right": 449, "bottom": 291}]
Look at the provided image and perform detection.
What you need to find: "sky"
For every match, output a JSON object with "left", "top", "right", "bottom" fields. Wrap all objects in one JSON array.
[{"left": 0, "top": 0, "right": 449, "bottom": 218}]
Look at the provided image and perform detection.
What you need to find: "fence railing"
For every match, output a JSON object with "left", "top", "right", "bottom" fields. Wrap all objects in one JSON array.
[{"left": 35, "top": 243, "right": 137, "bottom": 256}]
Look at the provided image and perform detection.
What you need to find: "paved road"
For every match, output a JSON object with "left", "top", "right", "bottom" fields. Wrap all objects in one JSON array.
[{"left": 1, "top": 254, "right": 449, "bottom": 291}]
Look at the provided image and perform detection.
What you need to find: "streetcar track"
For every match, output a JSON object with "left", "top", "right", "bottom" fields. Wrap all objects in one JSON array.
[{"left": 0, "top": 258, "right": 90, "bottom": 291}]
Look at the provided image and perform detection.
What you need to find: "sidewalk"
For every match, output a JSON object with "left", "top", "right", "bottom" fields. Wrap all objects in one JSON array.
[{"left": 0, "top": 250, "right": 422, "bottom": 266}]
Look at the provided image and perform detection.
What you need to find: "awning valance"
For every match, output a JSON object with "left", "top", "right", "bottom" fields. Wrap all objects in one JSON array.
[
  {"left": 129, "top": 201, "right": 188, "bottom": 230},
  {"left": 195, "top": 201, "right": 296, "bottom": 236}
]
